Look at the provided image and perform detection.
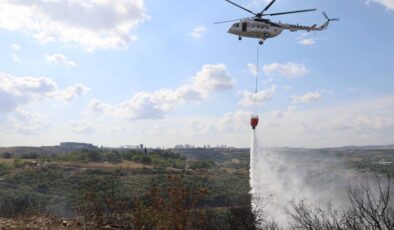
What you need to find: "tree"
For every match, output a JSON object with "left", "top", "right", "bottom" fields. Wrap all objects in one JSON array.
[
  {"left": 286, "top": 175, "right": 394, "bottom": 230},
  {"left": 2, "top": 152, "right": 11, "bottom": 159},
  {"left": 141, "top": 155, "right": 152, "bottom": 164},
  {"left": 106, "top": 152, "right": 122, "bottom": 163},
  {"left": 87, "top": 150, "right": 102, "bottom": 162},
  {"left": 21, "top": 152, "right": 39, "bottom": 159},
  {"left": 346, "top": 176, "right": 394, "bottom": 230}
]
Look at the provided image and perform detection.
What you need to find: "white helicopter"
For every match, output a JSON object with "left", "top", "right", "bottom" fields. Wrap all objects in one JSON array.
[{"left": 216, "top": 0, "right": 339, "bottom": 45}]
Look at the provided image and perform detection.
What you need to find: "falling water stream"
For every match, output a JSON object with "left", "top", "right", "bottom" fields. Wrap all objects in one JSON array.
[{"left": 249, "top": 131, "right": 359, "bottom": 226}]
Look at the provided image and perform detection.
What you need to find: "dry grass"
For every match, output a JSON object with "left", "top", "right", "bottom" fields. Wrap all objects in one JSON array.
[
  {"left": 219, "top": 167, "right": 248, "bottom": 174},
  {"left": 0, "top": 215, "right": 106, "bottom": 230},
  {"left": 0, "top": 159, "right": 31, "bottom": 163},
  {"left": 0, "top": 159, "right": 14, "bottom": 163}
]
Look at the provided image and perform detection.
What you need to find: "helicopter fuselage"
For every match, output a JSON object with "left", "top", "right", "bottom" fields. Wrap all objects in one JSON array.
[
  {"left": 219, "top": 0, "right": 337, "bottom": 45},
  {"left": 227, "top": 17, "right": 331, "bottom": 45},
  {"left": 228, "top": 19, "right": 283, "bottom": 41}
]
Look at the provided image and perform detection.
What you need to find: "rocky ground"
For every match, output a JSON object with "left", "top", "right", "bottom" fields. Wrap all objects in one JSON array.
[{"left": 0, "top": 216, "right": 121, "bottom": 230}]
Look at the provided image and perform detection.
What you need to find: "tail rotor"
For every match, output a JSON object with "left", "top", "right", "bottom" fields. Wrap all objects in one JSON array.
[
  {"left": 323, "top": 11, "right": 339, "bottom": 22},
  {"left": 321, "top": 11, "right": 339, "bottom": 30}
]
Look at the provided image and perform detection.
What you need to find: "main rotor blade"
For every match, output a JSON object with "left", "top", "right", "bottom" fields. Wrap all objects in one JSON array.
[
  {"left": 262, "top": 0, "right": 276, "bottom": 13},
  {"left": 225, "top": 0, "right": 257, "bottom": 16},
  {"left": 214, "top": 17, "right": 254, "bottom": 24},
  {"left": 266, "top": 9, "right": 317, "bottom": 16},
  {"left": 214, "top": 19, "right": 242, "bottom": 24}
]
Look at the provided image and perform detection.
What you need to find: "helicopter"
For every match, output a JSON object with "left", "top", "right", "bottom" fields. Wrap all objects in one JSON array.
[{"left": 216, "top": 0, "right": 339, "bottom": 45}]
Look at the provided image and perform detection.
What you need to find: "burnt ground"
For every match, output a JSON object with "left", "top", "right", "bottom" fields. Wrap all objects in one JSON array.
[{"left": 0, "top": 216, "right": 121, "bottom": 230}]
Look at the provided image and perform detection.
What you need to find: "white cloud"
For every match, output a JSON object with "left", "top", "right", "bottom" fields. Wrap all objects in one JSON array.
[
  {"left": 7, "top": 110, "right": 49, "bottom": 135},
  {"left": 11, "top": 43, "right": 22, "bottom": 63},
  {"left": 44, "top": 94, "right": 394, "bottom": 148},
  {"left": 138, "top": 96, "right": 394, "bottom": 147},
  {"left": 88, "top": 99, "right": 111, "bottom": 113},
  {"left": 218, "top": 110, "right": 252, "bottom": 133},
  {"left": 263, "top": 62, "right": 308, "bottom": 78},
  {"left": 0, "top": 72, "right": 89, "bottom": 113},
  {"left": 46, "top": 53, "right": 78, "bottom": 68},
  {"left": 88, "top": 64, "right": 234, "bottom": 120},
  {"left": 0, "top": 0, "right": 148, "bottom": 51},
  {"left": 53, "top": 84, "right": 90, "bottom": 101},
  {"left": 239, "top": 85, "right": 276, "bottom": 106},
  {"left": 145, "top": 96, "right": 393, "bottom": 147},
  {"left": 366, "top": 0, "right": 394, "bottom": 10},
  {"left": 193, "top": 64, "right": 235, "bottom": 91},
  {"left": 0, "top": 72, "right": 56, "bottom": 113},
  {"left": 297, "top": 32, "right": 317, "bottom": 46},
  {"left": 259, "top": 96, "right": 394, "bottom": 147},
  {"left": 292, "top": 91, "right": 322, "bottom": 104},
  {"left": 292, "top": 89, "right": 334, "bottom": 104},
  {"left": 298, "top": 38, "right": 315, "bottom": 46},
  {"left": 144, "top": 110, "right": 252, "bottom": 137},
  {"left": 69, "top": 121, "right": 95, "bottom": 134},
  {"left": 11, "top": 43, "right": 21, "bottom": 50},
  {"left": 248, "top": 63, "right": 258, "bottom": 76},
  {"left": 190, "top": 26, "right": 207, "bottom": 38},
  {"left": 12, "top": 54, "right": 22, "bottom": 63}
]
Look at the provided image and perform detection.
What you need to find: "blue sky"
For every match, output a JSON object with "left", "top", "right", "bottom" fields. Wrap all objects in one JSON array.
[{"left": 0, "top": 0, "right": 393, "bottom": 148}]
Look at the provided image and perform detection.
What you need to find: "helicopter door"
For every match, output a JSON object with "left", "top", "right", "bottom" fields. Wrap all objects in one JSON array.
[{"left": 242, "top": 22, "right": 247, "bottom": 32}]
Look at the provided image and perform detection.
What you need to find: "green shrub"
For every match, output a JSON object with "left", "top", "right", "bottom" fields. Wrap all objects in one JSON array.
[
  {"left": 13, "top": 159, "right": 26, "bottom": 168},
  {"left": 189, "top": 160, "right": 216, "bottom": 170}
]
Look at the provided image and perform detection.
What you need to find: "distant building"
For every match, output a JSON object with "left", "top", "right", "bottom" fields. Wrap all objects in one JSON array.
[
  {"left": 140, "top": 144, "right": 144, "bottom": 150},
  {"left": 60, "top": 142, "right": 96, "bottom": 149},
  {"left": 174, "top": 144, "right": 195, "bottom": 149},
  {"left": 121, "top": 145, "right": 139, "bottom": 149}
]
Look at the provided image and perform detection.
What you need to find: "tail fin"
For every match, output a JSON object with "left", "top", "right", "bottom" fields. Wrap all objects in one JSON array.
[{"left": 320, "top": 21, "right": 330, "bottom": 30}]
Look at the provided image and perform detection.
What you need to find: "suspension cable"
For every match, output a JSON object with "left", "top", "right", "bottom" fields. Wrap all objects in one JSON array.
[{"left": 255, "top": 43, "right": 260, "bottom": 102}]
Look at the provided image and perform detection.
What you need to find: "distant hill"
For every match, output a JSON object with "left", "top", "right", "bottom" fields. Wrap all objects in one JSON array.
[
  {"left": 335, "top": 145, "right": 394, "bottom": 150},
  {"left": 1, "top": 144, "right": 393, "bottom": 161},
  {"left": 0, "top": 143, "right": 98, "bottom": 156}
]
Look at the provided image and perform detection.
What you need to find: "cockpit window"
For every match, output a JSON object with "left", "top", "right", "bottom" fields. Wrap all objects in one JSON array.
[{"left": 234, "top": 23, "right": 239, "bottom": 28}]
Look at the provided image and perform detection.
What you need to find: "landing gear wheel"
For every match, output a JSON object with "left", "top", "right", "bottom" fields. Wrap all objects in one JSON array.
[
  {"left": 238, "top": 36, "right": 242, "bottom": 41},
  {"left": 259, "top": 40, "right": 264, "bottom": 45}
]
